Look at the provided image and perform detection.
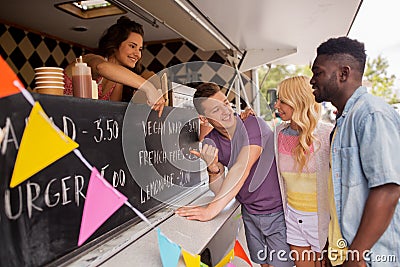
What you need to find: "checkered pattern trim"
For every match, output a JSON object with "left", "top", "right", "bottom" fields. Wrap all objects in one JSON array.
[
  {"left": 143, "top": 41, "right": 252, "bottom": 94},
  {"left": 0, "top": 24, "right": 85, "bottom": 90},
  {"left": 143, "top": 40, "right": 227, "bottom": 71}
]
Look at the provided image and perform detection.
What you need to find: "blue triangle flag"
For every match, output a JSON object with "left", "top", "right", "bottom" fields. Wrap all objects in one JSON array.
[{"left": 157, "top": 228, "right": 181, "bottom": 267}]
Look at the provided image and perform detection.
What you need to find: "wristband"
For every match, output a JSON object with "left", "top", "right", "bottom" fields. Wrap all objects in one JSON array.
[{"left": 207, "top": 166, "right": 221, "bottom": 174}]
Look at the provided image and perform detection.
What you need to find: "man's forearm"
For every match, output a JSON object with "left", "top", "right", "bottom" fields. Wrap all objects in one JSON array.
[
  {"left": 349, "top": 184, "right": 400, "bottom": 253},
  {"left": 208, "top": 162, "right": 225, "bottom": 194},
  {"left": 207, "top": 145, "right": 262, "bottom": 218},
  {"left": 208, "top": 162, "right": 249, "bottom": 215}
]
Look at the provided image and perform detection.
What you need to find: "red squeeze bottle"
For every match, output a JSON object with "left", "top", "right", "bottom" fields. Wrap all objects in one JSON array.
[{"left": 72, "top": 56, "right": 92, "bottom": 98}]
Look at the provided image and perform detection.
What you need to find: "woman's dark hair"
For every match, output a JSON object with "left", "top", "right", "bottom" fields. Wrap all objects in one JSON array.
[
  {"left": 97, "top": 16, "right": 144, "bottom": 77},
  {"left": 98, "top": 16, "right": 144, "bottom": 59},
  {"left": 99, "top": 16, "right": 144, "bottom": 102}
]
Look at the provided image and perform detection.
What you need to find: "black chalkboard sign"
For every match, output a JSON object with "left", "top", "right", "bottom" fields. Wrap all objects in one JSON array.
[{"left": 0, "top": 93, "right": 201, "bottom": 267}]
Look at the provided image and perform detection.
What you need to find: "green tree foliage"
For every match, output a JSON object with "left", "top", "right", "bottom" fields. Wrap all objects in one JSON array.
[
  {"left": 364, "top": 55, "right": 397, "bottom": 103},
  {"left": 257, "top": 64, "right": 312, "bottom": 120},
  {"left": 258, "top": 64, "right": 312, "bottom": 98}
]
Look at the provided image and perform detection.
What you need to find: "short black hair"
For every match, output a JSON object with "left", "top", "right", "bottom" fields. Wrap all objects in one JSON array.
[
  {"left": 193, "top": 82, "right": 221, "bottom": 115},
  {"left": 317, "top": 36, "right": 367, "bottom": 75}
]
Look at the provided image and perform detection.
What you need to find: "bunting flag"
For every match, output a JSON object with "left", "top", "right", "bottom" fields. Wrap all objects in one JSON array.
[
  {"left": 0, "top": 56, "right": 23, "bottom": 98},
  {"left": 78, "top": 168, "right": 128, "bottom": 246},
  {"left": 199, "top": 262, "right": 209, "bottom": 267},
  {"left": 181, "top": 249, "right": 201, "bottom": 267},
  {"left": 226, "top": 263, "right": 236, "bottom": 267},
  {"left": 214, "top": 248, "right": 234, "bottom": 267},
  {"left": 157, "top": 228, "right": 181, "bottom": 267},
  {"left": 9, "top": 102, "right": 79, "bottom": 188},
  {"left": 233, "top": 240, "right": 252, "bottom": 266}
]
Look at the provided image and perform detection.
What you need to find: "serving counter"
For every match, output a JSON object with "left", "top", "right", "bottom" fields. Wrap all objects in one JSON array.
[{"left": 67, "top": 191, "right": 245, "bottom": 267}]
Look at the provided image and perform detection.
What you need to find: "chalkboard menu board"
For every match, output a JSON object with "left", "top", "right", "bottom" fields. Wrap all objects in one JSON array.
[{"left": 0, "top": 93, "right": 201, "bottom": 267}]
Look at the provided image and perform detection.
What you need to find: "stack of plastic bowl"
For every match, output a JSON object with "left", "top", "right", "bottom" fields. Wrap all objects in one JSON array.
[{"left": 34, "top": 67, "right": 64, "bottom": 95}]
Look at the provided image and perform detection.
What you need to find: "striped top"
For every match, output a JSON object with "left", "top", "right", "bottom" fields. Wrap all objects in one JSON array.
[{"left": 277, "top": 127, "right": 317, "bottom": 212}]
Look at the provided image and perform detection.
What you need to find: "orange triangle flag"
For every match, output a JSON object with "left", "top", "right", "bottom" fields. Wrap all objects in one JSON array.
[
  {"left": 0, "top": 56, "right": 23, "bottom": 98},
  {"left": 234, "top": 240, "right": 252, "bottom": 266},
  {"left": 181, "top": 249, "right": 201, "bottom": 267},
  {"left": 10, "top": 102, "right": 79, "bottom": 188},
  {"left": 215, "top": 248, "right": 234, "bottom": 267}
]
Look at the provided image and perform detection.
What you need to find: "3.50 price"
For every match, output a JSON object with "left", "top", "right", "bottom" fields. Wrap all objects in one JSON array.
[{"left": 93, "top": 118, "right": 119, "bottom": 143}]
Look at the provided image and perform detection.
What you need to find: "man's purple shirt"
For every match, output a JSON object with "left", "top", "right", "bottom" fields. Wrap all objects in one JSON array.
[{"left": 204, "top": 115, "right": 282, "bottom": 214}]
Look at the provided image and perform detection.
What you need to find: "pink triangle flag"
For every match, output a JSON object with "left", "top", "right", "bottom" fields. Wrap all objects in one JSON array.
[{"left": 78, "top": 167, "right": 127, "bottom": 246}]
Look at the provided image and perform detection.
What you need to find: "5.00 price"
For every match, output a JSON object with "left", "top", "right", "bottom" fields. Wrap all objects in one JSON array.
[{"left": 93, "top": 118, "right": 119, "bottom": 143}]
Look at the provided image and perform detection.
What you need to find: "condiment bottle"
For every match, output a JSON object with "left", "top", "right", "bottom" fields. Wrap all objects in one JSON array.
[
  {"left": 92, "top": 80, "right": 98, "bottom": 99},
  {"left": 72, "top": 56, "right": 92, "bottom": 98}
]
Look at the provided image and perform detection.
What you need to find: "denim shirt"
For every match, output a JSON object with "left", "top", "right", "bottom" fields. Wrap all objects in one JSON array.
[{"left": 331, "top": 86, "right": 400, "bottom": 266}]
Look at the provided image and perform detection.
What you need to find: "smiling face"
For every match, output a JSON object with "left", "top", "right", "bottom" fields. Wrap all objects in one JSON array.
[
  {"left": 274, "top": 97, "right": 294, "bottom": 121},
  {"left": 201, "top": 91, "right": 236, "bottom": 133},
  {"left": 114, "top": 32, "right": 143, "bottom": 68},
  {"left": 310, "top": 55, "right": 341, "bottom": 103}
]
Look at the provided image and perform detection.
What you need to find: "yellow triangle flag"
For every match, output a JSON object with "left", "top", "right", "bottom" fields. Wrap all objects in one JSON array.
[
  {"left": 10, "top": 102, "right": 79, "bottom": 188},
  {"left": 215, "top": 248, "right": 234, "bottom": 267},
  {"left": 181, "top": 249, "right": 201, "bottom": 267}
]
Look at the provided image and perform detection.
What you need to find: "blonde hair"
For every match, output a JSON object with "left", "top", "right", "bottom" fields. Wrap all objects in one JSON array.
[{"left": 277, "top": 76, "right": 321, "bottom": 172}]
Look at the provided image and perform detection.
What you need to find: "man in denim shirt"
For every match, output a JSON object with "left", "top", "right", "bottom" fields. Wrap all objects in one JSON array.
[{"left": 310, "top": 37, "right": 400, "bottom": 267}]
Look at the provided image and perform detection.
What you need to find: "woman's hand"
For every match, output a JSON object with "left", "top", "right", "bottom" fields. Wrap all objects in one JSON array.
[
  {"left": 146, "top": 89, "right": 165, "bottom": 117},
  {"left": 240, "top": 106, "right": 255, "bottom": 120}
]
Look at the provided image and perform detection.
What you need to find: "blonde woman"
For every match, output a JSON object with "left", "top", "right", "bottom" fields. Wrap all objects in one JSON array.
[{"left": 274, "top": 76, "right": 333, "bottom": 267}]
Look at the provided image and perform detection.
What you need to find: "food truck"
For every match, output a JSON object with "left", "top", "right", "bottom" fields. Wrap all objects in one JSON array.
[{"left": 0, "top": 1, "right": 362, "bottom": 266}]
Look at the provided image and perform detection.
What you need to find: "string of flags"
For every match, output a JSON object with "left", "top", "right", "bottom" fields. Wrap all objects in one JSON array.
[{"left": 0, "top": 56, "right": 253, "bottom": 267}]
